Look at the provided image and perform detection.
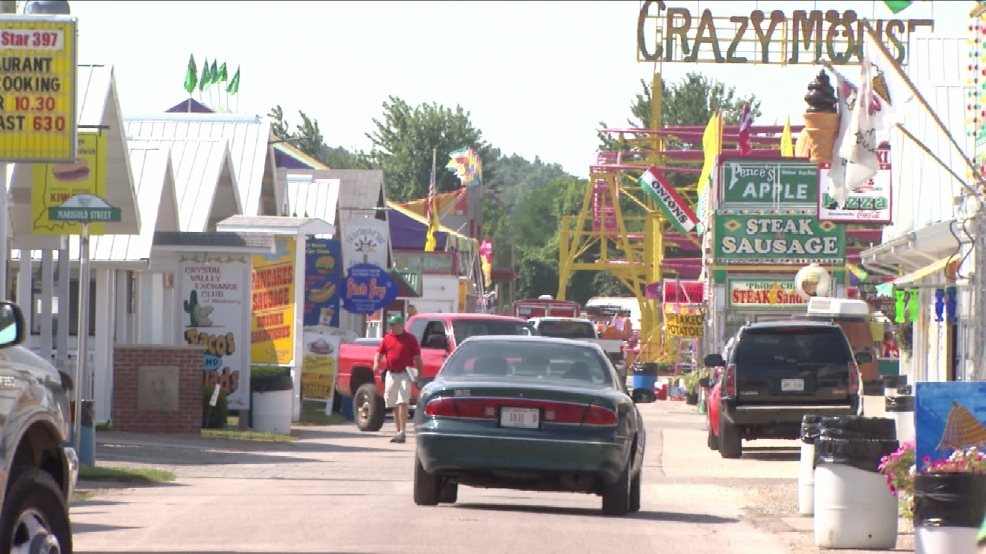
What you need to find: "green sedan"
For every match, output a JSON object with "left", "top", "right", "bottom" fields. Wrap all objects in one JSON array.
[{"left": 412, "top": 335, "right": 656, "bottom": 516}]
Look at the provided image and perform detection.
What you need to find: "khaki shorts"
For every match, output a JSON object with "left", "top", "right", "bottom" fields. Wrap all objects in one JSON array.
[{"left": 385, "top": 370, "right": 412, "bottom": 408}]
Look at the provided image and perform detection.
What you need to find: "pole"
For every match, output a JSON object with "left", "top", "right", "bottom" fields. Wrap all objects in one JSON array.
[
  {"left": 73, "top": 224, "right": 90, "bottom": 453},
  {"left": 0, "top": 163, "right": 7, "bottom": 302},
  {"left": 974, "top": 209, "right": 986, "bottom": 382}
]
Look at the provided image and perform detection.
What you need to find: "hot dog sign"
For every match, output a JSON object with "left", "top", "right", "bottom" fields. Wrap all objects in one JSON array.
[{"left": 304, "top": 238, "right": 342, "bottom": 328}]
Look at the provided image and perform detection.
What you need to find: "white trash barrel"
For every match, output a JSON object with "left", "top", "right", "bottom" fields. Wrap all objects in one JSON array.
[
  {"left": 914, "top": 473, "right": 986, "bottom": 554},
  {"left": 813, "top": 431, "right": 900, "bottom": 550},
  {"left": 862, "top": 380, "right": 886, "bottom": 418},
  {"left": 251, "top": 374, "right": 294, "bottom": 434},
  {"left": 885, "top": 395, "right": 915, "bottom": 444},
  {"left": 798, "top": 415, "right": 821, "bottom": 516}
]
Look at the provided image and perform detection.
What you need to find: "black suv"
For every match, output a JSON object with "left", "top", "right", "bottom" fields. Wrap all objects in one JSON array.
[{"left": 702, "top": 321, "right": 867, "bottom": 458}]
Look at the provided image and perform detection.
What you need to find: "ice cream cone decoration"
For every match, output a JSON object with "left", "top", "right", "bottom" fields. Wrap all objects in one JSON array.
[{"left": 800, "top": 71, "right": 840, "bottom": 164}]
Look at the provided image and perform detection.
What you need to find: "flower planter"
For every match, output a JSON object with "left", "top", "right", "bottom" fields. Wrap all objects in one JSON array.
[
  {"left": 914, "top": 472, "right": 986, "bottom": 554},
  {"left": 685, "top": 392, "right": 698, "bottom": 405}
]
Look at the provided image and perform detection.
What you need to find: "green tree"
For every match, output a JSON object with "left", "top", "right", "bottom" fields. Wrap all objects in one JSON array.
[
  {"left": 365, "top": 96, "right": 498, "bottom": 202},
  {"left": 268, "top": 105, "right": 367, "bottom": 169}
]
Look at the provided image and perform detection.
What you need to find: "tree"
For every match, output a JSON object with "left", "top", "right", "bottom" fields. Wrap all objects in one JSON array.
[
  {"left": 365, "top": 96, "right": 498, "bottom": 202},
  {"left": 268, "top": 105, "right": 367, "bottom": 169}
]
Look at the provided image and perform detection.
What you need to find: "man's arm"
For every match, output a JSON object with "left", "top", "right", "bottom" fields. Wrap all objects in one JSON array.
[
  {"left": 414, "top": 355, "right": 424, "bottom": 373},
  {"left": 374, "top": 339, "right": 386, "bottom": 371}
]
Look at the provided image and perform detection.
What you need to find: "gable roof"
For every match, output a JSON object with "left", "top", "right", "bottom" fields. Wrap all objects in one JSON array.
[
  {"left": 275, "top": 168, "right": 384, "bottom": 222},
  {"left": 283, "top": 174, "right": 340, "bottom": 225},
  {"left": 124, "top": 113, "right": 271, "bottom": 217}
]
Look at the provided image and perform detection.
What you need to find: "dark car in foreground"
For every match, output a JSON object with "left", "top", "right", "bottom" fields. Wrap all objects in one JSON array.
[
  {"left": 702, "top": 321, "right": 867, "bottom": 459},
  {"left": 413, "top": 336, "right": 655, "bottom": 516}
]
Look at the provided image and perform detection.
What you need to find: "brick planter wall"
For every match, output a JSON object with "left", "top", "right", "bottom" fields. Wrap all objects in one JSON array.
[{"left": 112, "top": 345, "right": 207, "bottom": 434}]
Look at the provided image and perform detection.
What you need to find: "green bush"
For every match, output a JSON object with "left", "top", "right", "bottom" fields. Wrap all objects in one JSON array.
[
  {"left": 202, "top": 387, "right": 228, "bottom": 429},
  {"left": 251, "top": 365, "right": 291, "bottom": 378}
]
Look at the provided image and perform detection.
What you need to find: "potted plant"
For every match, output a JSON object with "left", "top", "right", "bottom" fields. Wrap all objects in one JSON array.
[
  {"left": 680, "top": 370, "right": 703, "bottom": 406},
  {"left": 878, "top": 440, "right": 916, "bottom": 518}
]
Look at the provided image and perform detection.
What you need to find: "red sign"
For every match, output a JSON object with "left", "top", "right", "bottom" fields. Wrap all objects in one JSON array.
[{"left": 653, "top": 280, "right": 705, "bottom": 304}]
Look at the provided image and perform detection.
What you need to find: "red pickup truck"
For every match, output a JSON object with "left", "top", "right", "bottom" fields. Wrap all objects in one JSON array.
[{"left": 337, "top": 313, "right": 534, "bottom": 431}]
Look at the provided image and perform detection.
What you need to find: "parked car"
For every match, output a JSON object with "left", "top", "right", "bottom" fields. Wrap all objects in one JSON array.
[
  {"left": 702, "top": 320, "right": 866, "bottom": 459},
  {"left": 335, "top": 313, "right": 534, "bottom": 431},
  {"left": 412, "top": 335, "right": 655, "bottom": 516},
  {"left": 0, "top": 301, "right": 78, "bottom": 553},
  {"left": 527, "top": 317, "right": 625, "bottom": 368}
]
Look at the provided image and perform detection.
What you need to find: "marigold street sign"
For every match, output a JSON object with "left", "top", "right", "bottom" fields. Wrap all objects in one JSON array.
[
  {"left": 48, "top": 193, "right": 121, "bottom": 223},
  {"left": 636, "top": 2, "right": 934, "bottom": 65}
]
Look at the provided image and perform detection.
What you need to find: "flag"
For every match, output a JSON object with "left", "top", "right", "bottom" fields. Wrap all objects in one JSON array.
[
  {"left": 883, "top": 0, "right": 912, "bottom": 14},
  {"left": 828, "top": 71, "right": 857, "bottom": 207},
  {"left": 183, "top": 54, "right": 197, "bottom": 94},
  {"left": 226, "top": 66, "right": 240, "bottom": 95},
  {"left": 839, "top": 56, "right": 888, "bottom": 190},
  {"left": 780, "top": 117, "right": 794, "bottom": 157},
  {"left": 479, "top": 240, "right": 493, "bottom": 288},
  {"left": 737, "top": 103, "right": 753, "bottom": 155},
  {"left": 861, "top": 21, "right": 918, "bottom": 126},
  {"left": 425, "top": 149, "right": 440, "bottom": 252},
  {"left": 445, "top": 147, "right": 481, "bottom": 187},
  {"left": 209, "top": 60, "right": 219, "bottom": 86},
  {"left": 696, "top": 111, "right": 722, "bottom": 197},
  {"left": 198, "top": 58, "right": 210, "bottom": 92},
  {"left": 218, "top": 62, "right": 228, "bottom": 83}
]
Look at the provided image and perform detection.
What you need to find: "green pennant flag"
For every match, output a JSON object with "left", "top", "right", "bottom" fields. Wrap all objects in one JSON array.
[
  {"left": 218, "top": 62, "right": 228, "bottom": 82},
  {"left": 209, "top": 60, "right": 219, "bottom": 85},
  {"left": 183, "top": 54, "right": 197, "bottom": 94},
  {"left": 226, "top": 65, "right": 240, "bottom": 95},
  {"left": 884, "top": 0, "right": 912, "bottom": 14},
  {"left": 198, "top": 57, "right": 210, "bottom": 92}
]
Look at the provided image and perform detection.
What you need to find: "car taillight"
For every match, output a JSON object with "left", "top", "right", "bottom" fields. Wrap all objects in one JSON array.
[
  {"left": 422, "top": 397, "right": 618, "bottom": 426},
  {"left": 849, "top": 363, "right": 860, "bottom": 394},
  {"left": 724, "top": 364, "right": 737, "bottom": 397}
]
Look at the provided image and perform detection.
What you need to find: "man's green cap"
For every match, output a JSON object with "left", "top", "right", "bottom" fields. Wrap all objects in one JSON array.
[{"left": 388, "top": 314, "right": 405, "bottom": 325}]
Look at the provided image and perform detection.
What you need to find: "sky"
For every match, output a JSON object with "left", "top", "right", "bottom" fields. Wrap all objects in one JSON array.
[{"left": 64, "top": 0, "right": 971, "bottom": 179}]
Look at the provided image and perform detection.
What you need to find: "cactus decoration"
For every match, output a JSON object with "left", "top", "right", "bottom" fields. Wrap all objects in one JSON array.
[{"left": 183, "top": 290, "right": 215, "bottom": 327}]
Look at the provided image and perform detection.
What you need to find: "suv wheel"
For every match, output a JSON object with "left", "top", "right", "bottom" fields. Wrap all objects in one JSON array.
[
  {"left": 718, "top": 414, "right": 742, "bottom": 459},
  {"left": 0, "top": 467, "right": 72, "bottom": 554},
  {"left": 706, "top": 420, "right": 719, "bottom": 451},
  {"left": 354, "top": 383, "right": 385, "bottom": 432}
]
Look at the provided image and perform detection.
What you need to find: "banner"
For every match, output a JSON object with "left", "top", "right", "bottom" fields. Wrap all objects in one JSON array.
[
  {"left": 665, "top": 312, "right": 704, "bottom": 338},
  {"left": 727, "top": 277, "right": 807, "bottom": 309},
  {"left": 304, "top": 238, "right": 342, "bottom": 327},
  {"left": 32, "top": 131, "right": 108, "bottom": 235},
  {"left": 638, "top": 166, "right": 698, "bottom": 233},
  {"left": 250, "top": 237, "right": 296, "bottom": 365},
  {"left": 661, "top": 280, "right": 705, "bottom": 304},
  {"left": 301, "top": 329, "right": 341, "bottom": 403},
  {"left": 180, "top": 258, "right": 251, "bottom": 409},
  {"left": 719, "top": 158, "right": 819, "bottom": 208},
  {"left": 342, "top": 263, "right": 399, "bottom": 315},
  {"left": 714, "top": 212, "right": 846, "bottom": 264},
  {"left": 342, "top": 218, "right": 389, "bottom": 271},
  {"left": 818, "top": 148, "right": 892, "bottom": 224}
]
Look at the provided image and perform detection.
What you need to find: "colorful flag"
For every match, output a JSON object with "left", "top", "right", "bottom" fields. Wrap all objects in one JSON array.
[
  {"left": 425, "top": 149, "right": 440, "bottom": 252},
  {"left": 883, "top": 1, "right": 912, "bottom": 14},
  {"left": 737, "top": 103, "right": 753, "bottom": 155},
  {"left": 198, "top": 57, "right": 210, "bottom": 92},
  {"left": 780, "top": 117, "right": 794, "bottom": 157},
  {"left": 696, "top": 111, "right": 722, "bottom": 197},
  {"left": 183, "top": 54, "right": 197, "bottom": 94},
  {"left": 445, "top": 146, "right": 481, "bottom": 187},
  {"left": 479, "top": 240, "right": 493, "bottom": 288},
  {"left": 226, "top": 66, "right": 240, "bottom": 95}
]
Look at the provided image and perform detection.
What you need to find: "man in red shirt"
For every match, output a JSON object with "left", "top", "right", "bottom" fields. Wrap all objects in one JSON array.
[{"left": 374, "top": 314, "right": 423, "bottom": 443}]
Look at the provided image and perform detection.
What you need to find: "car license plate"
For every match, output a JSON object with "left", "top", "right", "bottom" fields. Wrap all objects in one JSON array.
[
  {"left": 781, "top": 379, "right": 805, "bottom": 392},
  {"left": 501, "top": 407, "right": 539, "bottom": 429}
]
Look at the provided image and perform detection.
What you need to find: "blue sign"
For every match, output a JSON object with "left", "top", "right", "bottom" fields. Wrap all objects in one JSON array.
[
  {"left": 916, "top": 381, "right": 986, "bottom": 468},
  {"left": 342, "top": 263, "right": 398, "bottom": 315},
  {"left": 304, "top": 239, "right": 342, "bottom": 327}
]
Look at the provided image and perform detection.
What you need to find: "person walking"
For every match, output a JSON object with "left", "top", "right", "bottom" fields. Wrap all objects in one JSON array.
[{"left": 373, "top": 314, "right": 423, "bottom": 443}]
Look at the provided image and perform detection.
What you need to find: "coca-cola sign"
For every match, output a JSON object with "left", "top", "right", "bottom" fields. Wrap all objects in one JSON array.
[{"left": 817, "top": 149, "right": 892, "bottom": 225}]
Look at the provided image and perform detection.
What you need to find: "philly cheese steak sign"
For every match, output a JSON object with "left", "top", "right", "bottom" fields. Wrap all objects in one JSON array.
[
  {"left": 639, "top": 166, "right": 699, "bottom": 234},
  {"left": 714, "top": 212, "right": 845, "bottom": 265}
]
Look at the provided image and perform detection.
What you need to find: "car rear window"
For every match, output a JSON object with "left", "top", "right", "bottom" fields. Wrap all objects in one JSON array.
[
  {"left": 451, "top": 320, "right": 533, "bottom": 344},
  {"left": 536, "top": 320, "right": 596, "bottom": 339},
  {"left": 734, "top": 327, "right": 853, "bottom": 366},
  {"left": 441, "top": 341, "right": 615, "bottom": 388}
]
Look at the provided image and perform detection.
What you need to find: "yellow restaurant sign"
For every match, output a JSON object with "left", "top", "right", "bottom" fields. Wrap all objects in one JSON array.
[
  {"left": 31, "top": 131, "right": 105, "bottom": 235},
  {"left": 637, "top": 2, "right": 933, "bottom": 65},
  {"left": 0, "top": 16, "right": 78, "bottom": 163},
  {"left": 727, "top": 277, "right": 807, "bottom": 310},
  {"left": 665, "top": 312, "right": 704, "bottom": 338},
  {"left": 251, "top": 237, "right": 296, "bottom": 365}
]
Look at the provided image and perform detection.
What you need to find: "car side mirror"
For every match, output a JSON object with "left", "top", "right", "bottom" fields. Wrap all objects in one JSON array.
[
  {"left": 704, "top": 354, "right": 724, "bottom": 368},
  {"left": 0, "top": 302, "right": 26, "bottom": 348},
  {"left": 854, "top": 352, "right": 874, "bottom": 365},
  {"left": 698, "top": 378, "right": 711, "bottom": 388},
  {"left": 416, "top": 377, "right": 435, "bottom": 389},
  {"left": 632, "top": 388, "right": 656, "bottom": 403}
]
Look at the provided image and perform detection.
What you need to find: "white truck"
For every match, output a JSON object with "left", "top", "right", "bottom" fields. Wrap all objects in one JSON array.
[{"left": 527, "top": 317, "right": 625, "bottom": 366}]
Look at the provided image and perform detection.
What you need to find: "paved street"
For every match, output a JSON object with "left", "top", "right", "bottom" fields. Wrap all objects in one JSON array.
[{"left": 71, "top": 401, "right": 915, "bottom": 553}]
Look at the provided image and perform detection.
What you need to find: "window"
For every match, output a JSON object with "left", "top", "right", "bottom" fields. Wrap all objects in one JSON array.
[
  {"left": 27, "top": 276, "right": 96, "bottom": 337},
  {"left": 536, "top": 320, "right": 596, "bottom": 339},
  {"left": 441, "top": 340, "right": 615, "bottom": 388},
  {"left": 735, "top": 327, "right": 852, "bottom": 367},
  {"left": 451, "top": 319, "right": 531, "bottom": 345}
]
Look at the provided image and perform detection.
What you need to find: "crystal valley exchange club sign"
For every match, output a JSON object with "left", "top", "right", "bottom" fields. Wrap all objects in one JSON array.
[{"left": 714, "top": 212, "right": 846, "bottom": 265}]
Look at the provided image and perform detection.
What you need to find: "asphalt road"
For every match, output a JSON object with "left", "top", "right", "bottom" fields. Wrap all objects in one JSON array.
[{"left": 69, "top": 400, "right": 888, "bottom": 554}]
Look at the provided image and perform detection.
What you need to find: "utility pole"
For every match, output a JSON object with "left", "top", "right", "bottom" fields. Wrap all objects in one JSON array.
[{"left": 974, "top": 204, "right": 986, "bottom": 381}]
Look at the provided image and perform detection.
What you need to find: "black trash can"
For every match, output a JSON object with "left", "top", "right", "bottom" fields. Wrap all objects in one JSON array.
[{"left": 913, "top": 472, "right": 986, "bottom": 552}]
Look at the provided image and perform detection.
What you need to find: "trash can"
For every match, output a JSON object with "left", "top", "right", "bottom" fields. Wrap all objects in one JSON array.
[
  {"left": 814, "top": 416, "right": 899, "bottom": 550},
  {"left": 862, "top": 380, "right": 887, "bottom": 418},
  {"left": 250, "top": 374, "right": 294, "bottom": 434},
  {"left": 882, "top": 375, "right": 907, "bottom": 398},
  {"left": 340, "top": 395, "right": 355, "bottom": 421},
  {"left": 885, "top": 394, "right": 915, "bottom": 444},
  {"left": 913, "top": 472, "right": 986, "bottom": 554},
  {"left": 71, "top": 400, "right": 96, "bottom": 466},
  {"left": 799, "top": 415, "right": 820, "bottom": 516},
  {"left": 632, "top": 363, "right": 658, "bottom": 395}
]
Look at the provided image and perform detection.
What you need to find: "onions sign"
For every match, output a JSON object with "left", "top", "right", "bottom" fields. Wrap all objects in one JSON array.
[{"left": 638, "top": 166, "right": 699, "bottom": 234}]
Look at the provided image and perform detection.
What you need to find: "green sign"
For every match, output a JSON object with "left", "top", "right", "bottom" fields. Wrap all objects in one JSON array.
[
  {"left": 721, "top": 159, "right": 819, "bottom": 207},
  {"left": 48, "top": 206, "right": 121, "bottom": 222},
  {"left": 714, "top": 212, "right": 845, "bottom": 264}
]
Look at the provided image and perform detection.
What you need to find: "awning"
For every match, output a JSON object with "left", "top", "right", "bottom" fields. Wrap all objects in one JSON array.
[
  {"left": 389, "top": 268, "right": 422, "bottom": 298},
  {"left": 892, "top": 255, "right": 957, "bottom": 286}
]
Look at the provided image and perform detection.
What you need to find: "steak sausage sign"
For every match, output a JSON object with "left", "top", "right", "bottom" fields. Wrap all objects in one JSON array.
[{"left": 714, "top": 213, "right": 845, "bottom": 265}]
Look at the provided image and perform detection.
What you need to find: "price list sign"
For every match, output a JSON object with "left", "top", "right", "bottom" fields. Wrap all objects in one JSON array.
[{"left": 0, "top": 16, "right": 77, "bottom": 163}]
